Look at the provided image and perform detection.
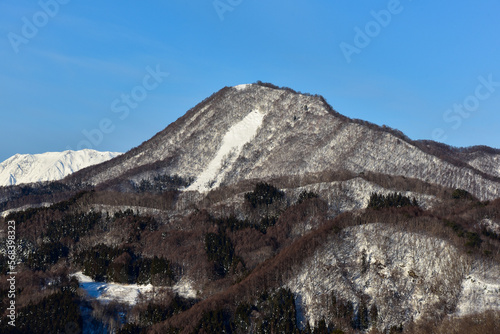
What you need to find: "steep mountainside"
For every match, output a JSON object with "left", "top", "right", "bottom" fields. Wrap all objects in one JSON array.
[
  {"left": 287, "top": 223, "right": 499, "bottom": 329},
  {"left": 0, "top": 149, "right": 121, "bottom": 186},
  {"left": 65, "top": 83, "right": 500, "bottom": 201}
]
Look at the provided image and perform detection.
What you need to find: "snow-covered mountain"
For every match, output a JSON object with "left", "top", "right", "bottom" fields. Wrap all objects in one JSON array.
[
  {"left": 66, "top": 83, "right": 500, "bottom": 201},
  {"left": 0, "top": 149, "right": 121, "bottom": 186},
  {"left": 2, "top": 83, "right": 499, "bottom": 333}
]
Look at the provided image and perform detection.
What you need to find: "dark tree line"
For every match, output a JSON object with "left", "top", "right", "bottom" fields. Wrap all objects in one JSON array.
[
  {"left": 27, "top": 241, "right": 69, "bottom": 271},
  {"left": 367, "top": 192, "right": 418, "bottom": 209},
  {"left": 133, "top": 174, "right": 192, "bottom": 193},
  {"left": 191, "top": 288, "right": 382, "bottom": 334},
  {"left": 245, "top": 182, "right": 284, "bottom": 208},
  {"left": 0, "top": 289, "right": 82, "bottom": 334},
  {"left": 297, "top": 190, "right": 319, "bottom": 204},
  {"left": 195, "top": 288, "right": 300, "bottom": 334},
  {"left": 0, "top": 181, "right": 80, "bottom": 213},
  {"left": 445, "top": 220, "right": 483, "bottom": 249},
  {"left": 75, "top": 245, "right": 175, "bottom": 285},
  {"left": 4, "top": 190, "right": 90, "bottom": 223},
  {"left": 138, "top": 295, "right": 194, "bottom": 327},
  {"left": 205, "top": 231, "right": 243, "bottom": 278},
  {"left": 211, "top": 215, "right": 277, "bottom": 234},
  {"left": 451, "top": 188, "right": 475, "bottom": 200},
  {"left": 44, "top": 211, "right": 101, "bottom": 243},
  {"left": 117, "top": 294, "right": 196, "bottom": 333}
]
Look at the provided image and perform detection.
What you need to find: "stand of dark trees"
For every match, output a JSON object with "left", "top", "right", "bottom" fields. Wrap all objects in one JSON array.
[
  {"left": 367, "top": 192, "right": 419, "bottom": 209},
  {"left": 74, "top": 245, "right": 175, "bottom": 285}
]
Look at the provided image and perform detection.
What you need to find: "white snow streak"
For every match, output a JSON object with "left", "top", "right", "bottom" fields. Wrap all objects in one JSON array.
[{"left": 187, "top": 109, "right": 265, "bottom": 192}]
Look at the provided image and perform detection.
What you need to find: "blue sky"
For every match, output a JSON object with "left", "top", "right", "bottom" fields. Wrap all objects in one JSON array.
[{"left": 1, "top": 0, "right": 500, "bottom": 161}]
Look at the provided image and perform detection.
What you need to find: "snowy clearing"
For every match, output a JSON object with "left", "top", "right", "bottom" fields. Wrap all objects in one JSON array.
[
  {"left": 72, "top": 272, "right": 197, "bottom": 305},
  {"left": 72, "top": 272, "right": 153, "bottom": 305},
  {"left": 172, "top": 277, "right": 197, "bottom": 299}
]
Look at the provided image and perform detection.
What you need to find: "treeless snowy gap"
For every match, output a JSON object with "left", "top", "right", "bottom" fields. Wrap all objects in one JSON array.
[{"left": 187, "top": 109, "right": 265, "bottom": 192}]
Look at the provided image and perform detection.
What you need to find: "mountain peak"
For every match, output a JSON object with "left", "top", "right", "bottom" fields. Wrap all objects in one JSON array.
[
  {"left": 64, "top": 84, "right": 500, "bottom": 201},
  {"left": 233, "top": 83, "right": 253, "bottom": 91}
]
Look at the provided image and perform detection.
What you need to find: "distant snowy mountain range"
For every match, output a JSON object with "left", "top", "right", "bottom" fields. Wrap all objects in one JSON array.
[{"left": 0, "top": 149, "right": 121, "bottom": 186}]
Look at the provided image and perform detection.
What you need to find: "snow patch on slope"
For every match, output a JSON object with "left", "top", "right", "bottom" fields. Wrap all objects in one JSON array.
[
  {"left": 187, "top": 109, "right": 265, "bottom": 192},
  {"left": 234, "top": 84, "right": 252, "bottom": 91},
  {"left": 455, "top": 266, "right": 500, "bottom": 316},
  {"left": 172, "top": 277, "right": 197, "bottom": 299},
  {"left": 478, "top": 219, "right": 500, "bottom": 235},
  {"left": 73, "top": 272, "right": 197, "bottom": 305},
  {"left": 72, "top": 272, "right": 153, "bottom": 305},
  {"left": 467, "top": 155, "right": 500, "bottom": 179},
  {"left": 0, "top": 149, "right": 121, "bottom": 186}
]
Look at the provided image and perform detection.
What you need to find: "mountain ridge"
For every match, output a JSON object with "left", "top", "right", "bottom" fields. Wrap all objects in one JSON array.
[{"left": 64, "top": 83, "right": 500, "bottom": 201}]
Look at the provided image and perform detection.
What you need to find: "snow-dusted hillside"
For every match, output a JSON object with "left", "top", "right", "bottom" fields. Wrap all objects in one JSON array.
[
  {"left": 466, "top": 152, "right": 500, "bottom": 179},
  {"left": 286, "top": 223, "right": 500, "bottom": 331},
  {"left": 0, "top": 149, "right": 121, "bottom": 186},
  {"left": 285, "top": 177, "right": 436, "bottom": 213}
]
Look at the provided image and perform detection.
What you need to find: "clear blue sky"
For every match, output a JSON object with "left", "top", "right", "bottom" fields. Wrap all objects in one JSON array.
[{"left": 1, "top": 0, "right": 500, "bottom": 161}]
